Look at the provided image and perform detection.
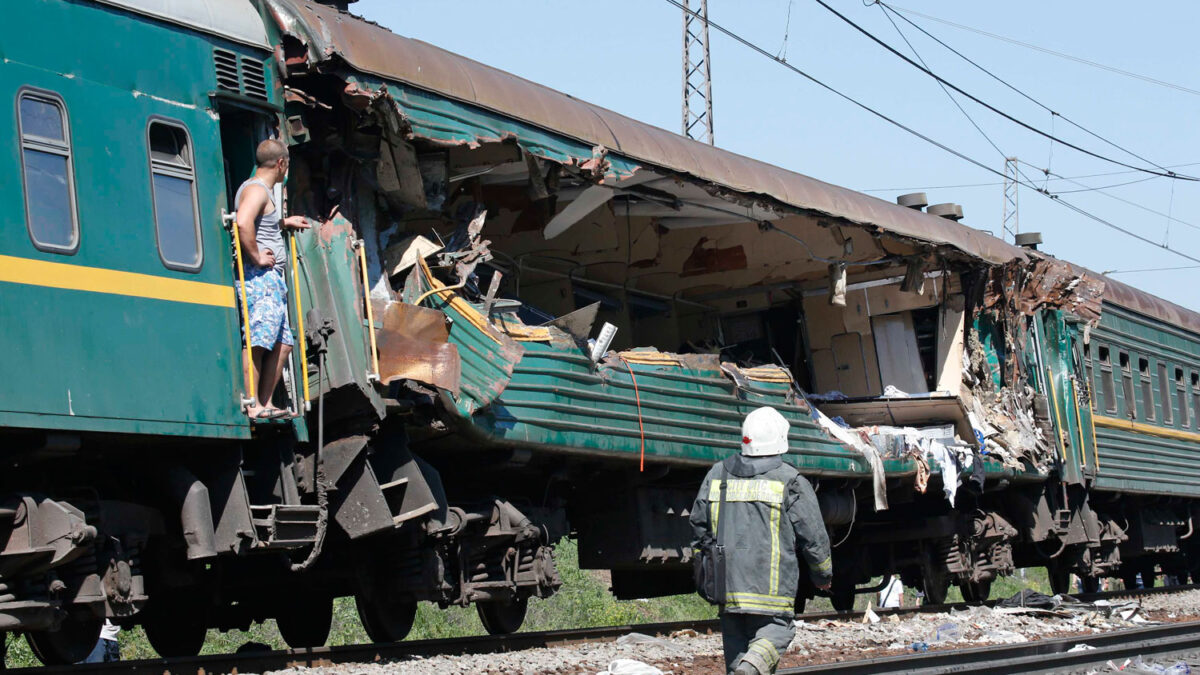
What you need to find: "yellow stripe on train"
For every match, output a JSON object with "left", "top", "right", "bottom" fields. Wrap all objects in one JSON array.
[
  {"left": 0, "top": 254, "right": 236, "bottom": 308},
  {"left": 1093, "top": 414, "right": 1200, "bottom": 444}
]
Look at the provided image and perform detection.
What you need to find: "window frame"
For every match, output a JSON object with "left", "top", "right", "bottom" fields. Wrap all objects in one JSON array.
[
  {"left": 1138, "top": 356, "right": 1155, "bottom": 422},
  {"left": 1192, "top": 371, "right": 1200, "bottom": 432},
  {"left": 1175, "top": 367, "right": 1188, "bottom": 428},
  {"left": 1157, "top": 361, "right": 1172, "bottom": 425},
  {"left": 145, "top": 116, "right": 204, "bottom": 273},
  {"left": 1120, "top": 352, "right": 1136, "bottom": 419},
  {"left": 1098, "top": 345, "right": 1117, "bottom": 414},
  {"left": 16, "top": 87, "right": 80, "bottom": 254}
]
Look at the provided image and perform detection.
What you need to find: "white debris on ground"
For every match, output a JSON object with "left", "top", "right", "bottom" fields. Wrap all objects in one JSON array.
[
  {"left": 265, "top": 630, "right": 723, "bottom": 675},
  {"left": 264, "top": 591, "right": 1200, "bottom": 675}
]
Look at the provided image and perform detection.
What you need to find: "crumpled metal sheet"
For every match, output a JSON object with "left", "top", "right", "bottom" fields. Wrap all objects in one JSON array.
[
  {"left": 997, "top": 257, "right": 1105, "bottom": 323},
  {"left": 400, "top": 262, "right": 524, "bottom": 417},
  {"left": 376, "top": 302, "right": 462, "bottom": 395},
  {"left": 262, "top": 0, "right": 1029, "bottom": 266},
  {"left": 1047, "top": 256, "right": 1200, "bottom": 335}
]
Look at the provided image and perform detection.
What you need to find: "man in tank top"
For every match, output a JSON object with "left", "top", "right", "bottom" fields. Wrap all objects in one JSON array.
[{"left": 234, "top": 139, "right": 310, "bottom": 419}]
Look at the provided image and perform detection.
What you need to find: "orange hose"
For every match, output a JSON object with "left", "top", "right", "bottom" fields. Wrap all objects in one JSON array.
[{"left": 619, "top": 356, "right": 646, "bottom": 472}]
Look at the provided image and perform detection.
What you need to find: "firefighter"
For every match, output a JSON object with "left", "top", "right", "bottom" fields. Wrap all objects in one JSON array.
[{"left": 690, "top": 406, "right": 833, "bottom": 675}]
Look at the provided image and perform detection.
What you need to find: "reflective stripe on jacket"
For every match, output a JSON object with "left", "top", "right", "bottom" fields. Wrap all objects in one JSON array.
[{"left": 690, "top": 454, "right": 833, "bottom": 616}]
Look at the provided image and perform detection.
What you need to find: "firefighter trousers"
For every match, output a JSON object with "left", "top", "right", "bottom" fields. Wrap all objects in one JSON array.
[{"left": 720, "top": 612, "right": 795, "bottom": 674}]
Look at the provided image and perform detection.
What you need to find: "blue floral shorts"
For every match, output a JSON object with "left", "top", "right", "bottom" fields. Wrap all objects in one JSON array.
[{"left": 237, "top": 266, "right": 294, "bottom": 349}]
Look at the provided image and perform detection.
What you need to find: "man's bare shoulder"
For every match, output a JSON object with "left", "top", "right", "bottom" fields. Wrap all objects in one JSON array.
[{"left": 239, "top": 182, "right": 269, "bottom": 203}]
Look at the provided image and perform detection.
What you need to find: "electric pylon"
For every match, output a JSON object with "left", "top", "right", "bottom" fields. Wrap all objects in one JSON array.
[{"left": 682, "top": 0, "right": 714, "bottom": 145}]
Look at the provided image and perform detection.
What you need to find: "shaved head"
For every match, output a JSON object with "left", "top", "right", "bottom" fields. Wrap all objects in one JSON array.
[{"left": 255, "top": 139, "right": 288, "bottom": 168}]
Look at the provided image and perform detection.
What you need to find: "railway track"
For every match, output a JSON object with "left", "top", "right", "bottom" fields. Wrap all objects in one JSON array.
[
  {"left": 7, "top": 618, "right": 723, "bottom": 675},
  {"left": 779, "top": 620, "right": 1200, "bottom": 674},
  {"left": 11, "top": 583, "right": 1196, "bottom": 674}
]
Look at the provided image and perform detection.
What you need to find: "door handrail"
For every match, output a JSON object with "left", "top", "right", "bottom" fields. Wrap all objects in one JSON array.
[
  {"left": 224, "top": 210, "right": 256, "bottom": 407},
  {"left": 354, "top": 239, "right": 381, "bottom": 382},
  {"left": 290, "top": 232, "right": 311, "bottom": 408}
]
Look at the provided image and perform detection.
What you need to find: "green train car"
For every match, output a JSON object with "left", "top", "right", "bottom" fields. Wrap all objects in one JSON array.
[{"left": 1, "top": 0, "right": 1196, "bottom": 663}]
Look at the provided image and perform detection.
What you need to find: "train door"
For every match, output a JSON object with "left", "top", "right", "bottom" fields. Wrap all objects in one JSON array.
[
  {"left": 216, "top": 104, "right": 305, "bottom": 420},
  {"left": 1037, "top": 309, "right": 1089, "bottom": 484},
  {"left": 1067, "top": 321, "right": 1099, "bottom": 479}
]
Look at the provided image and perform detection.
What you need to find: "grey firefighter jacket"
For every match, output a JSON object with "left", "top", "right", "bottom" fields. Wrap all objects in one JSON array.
[{"left": 690, "top": 454, "right": 833, "bottom": 615}]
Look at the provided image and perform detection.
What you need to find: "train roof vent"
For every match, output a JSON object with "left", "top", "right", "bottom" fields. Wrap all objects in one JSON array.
[
  {"left": 240, "top": 57, "right": 268, "bottom": 101},
  {"left": 213, "top": 48, "right": 240, "bottom": 95}
]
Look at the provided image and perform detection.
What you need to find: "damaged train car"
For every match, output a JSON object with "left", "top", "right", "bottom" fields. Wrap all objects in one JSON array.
[{"left": 3, "top": 0, "right": 1200, "bottom": 663}]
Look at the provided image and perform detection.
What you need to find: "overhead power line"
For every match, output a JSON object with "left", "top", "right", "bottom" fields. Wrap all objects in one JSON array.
[
  {"left": 876, "top": 1, "right": 1176, "bottom": 175},
  {"left": 811, "top": 0, "right": 1199, "bottom": 181},
  {"left": 860, "top": 162, "right": 1200, "bottom": 192},
  {"left": 1105, "top": 265, "right": 1200, "bottom": 275},
  {"left": 1016, "top": 159, "right": 1200, "bottom": 233},
  {"left": 874, "top": 2, "right": 1044, "bottom": 233},
  {"left": 660, "top": 0, "right": 1200, "bottom": 265},
  {"left": 885, "top": 3, "right": 1200, "bottom": 98}
]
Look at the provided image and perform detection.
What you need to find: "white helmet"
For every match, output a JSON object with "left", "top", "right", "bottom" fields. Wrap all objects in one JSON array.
[{"left": 741, "top": 406, "right": 790, "bottom": 456}]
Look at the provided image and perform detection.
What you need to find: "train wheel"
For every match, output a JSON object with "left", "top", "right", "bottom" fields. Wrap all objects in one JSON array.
[
  {"left": 959, "top": 580, "right": 991, "bottom": 603},
  {"left": 143, "top": 592, "right": 208, "bottom": 658},
  {"left": 24, "top": 611, "right": 102, "bottom": 665},
  {"left": 922, "top": 572, "right": 950, "bottom": 605},
  {"left": 277, "top": 596, "right": 333, "bottom": 648},
  {"left": 477, "top": 596, "right": 528, "bottom": 635},
  {"left": 355, "top": 594, "right": 417, "bottom": 643}
]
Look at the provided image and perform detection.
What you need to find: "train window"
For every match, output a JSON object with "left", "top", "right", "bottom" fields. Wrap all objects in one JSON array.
[
  {"left": 1098, "top": 346, "right": 1116, "bottom": 414},
  {"left": 17, "top": 89, "right": 79, "bottom": 254},
  {"left": 1176, "top": 367, "right": 1188, "bottom": 428},
  {"left": 147, "top": 119, "right": 202, "bottom": 271},
  {"left": 1120, "top": 352, "right": 1135, "bottom": 419},
  {"left": 1193, "top": 372, "right": 1200, "bottom": 432},
  {"left": 1158, "top": 362, "right": 1172, "bottom": 425},
  {"left": 1138, "top": 357, "right": 1154, "bottom": 421}
]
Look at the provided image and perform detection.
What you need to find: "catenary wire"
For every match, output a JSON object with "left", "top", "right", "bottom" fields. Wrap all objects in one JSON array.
[
  {"left": 876, "top": 1, "right": 1177, "bottom": 173},
  {"left": 1016, "top": 159, "right": 1200, "bottom": 233},
  {"left": 662, "top": 0, "right": 1200, "bottom": 264},
  {"left": 811, "top": 0, "right": 1199, "bottom": 181},
  {"left": 876, "top": 5, "right": 1045, "bottom": 201},
  {"left": 884, "top": 3, "right": 1200, "bottom": 98},
  {"left": 1104, "top": 265, "right": 1200, "bottom": 275},
  {"left": 860, "top": 162, "right": 1200, "bottom": 192}
]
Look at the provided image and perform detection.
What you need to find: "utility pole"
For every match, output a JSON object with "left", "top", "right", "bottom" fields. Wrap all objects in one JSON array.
[
  {"left": 1002, "top": 156, "right": 1019, "bottom": 242},
  {"left": 682, "top": 0, "right": 714, "bottom": 145}
]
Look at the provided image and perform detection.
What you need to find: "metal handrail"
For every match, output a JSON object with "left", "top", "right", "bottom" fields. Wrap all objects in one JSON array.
[
  {"left": 224, "top": 211, "right": 256, "bottom": 407},
  {"left": 354, "top": 240, "right": 381, "bottom": 382},
  {"left": 289, "top": 232, "right": 311, "bottom": 408}
]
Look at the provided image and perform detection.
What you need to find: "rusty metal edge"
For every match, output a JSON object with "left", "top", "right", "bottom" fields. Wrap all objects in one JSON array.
[{"left": 261, "top": 0, "right": 1028, "bottom": 268}]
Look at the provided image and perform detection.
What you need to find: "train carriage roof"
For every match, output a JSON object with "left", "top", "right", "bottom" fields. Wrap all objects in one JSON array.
[
  {"left": 262, "top": 0, "right": 1025, "bottom": 267},
  {"left": 95, "top": 0, "right": 271, "bottom": 49},
  {"left": 258, "top": 0, "right": 1200, "bottom": 336}
]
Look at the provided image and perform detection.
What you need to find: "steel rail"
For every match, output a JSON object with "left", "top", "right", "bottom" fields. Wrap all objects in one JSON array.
[
  {"left": 7, "top": 618, "right": 721, "bottom": 675},
  {"left": 12, "top": 584, "right": 1196, "bottom": 673},
  {"left": 779, "top": 619, "right": 1200, "bottom": 674}
]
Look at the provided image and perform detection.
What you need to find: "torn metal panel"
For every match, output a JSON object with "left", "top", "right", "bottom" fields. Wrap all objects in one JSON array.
[
  {"left": 998, "top": 257, "right": 1106, "bottom": 324},
  {"left": 262, "top": 0, "right": 1029, "bottom": 266},
  {"left": 401, "top": 260, "right": 523, "bottom": 416},
  {"left": 376, "top": 302, "right": 462, "bottom": 395}
]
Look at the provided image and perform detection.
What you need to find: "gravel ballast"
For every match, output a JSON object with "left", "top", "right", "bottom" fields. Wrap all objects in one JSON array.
[{"left": 265, "top": 590, "right": 1200, "bottom": 675}]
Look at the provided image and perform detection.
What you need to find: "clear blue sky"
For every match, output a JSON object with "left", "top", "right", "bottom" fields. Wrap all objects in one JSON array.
[{"left": 355, "top": 0, "right": 1199, "bottom": 311}]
